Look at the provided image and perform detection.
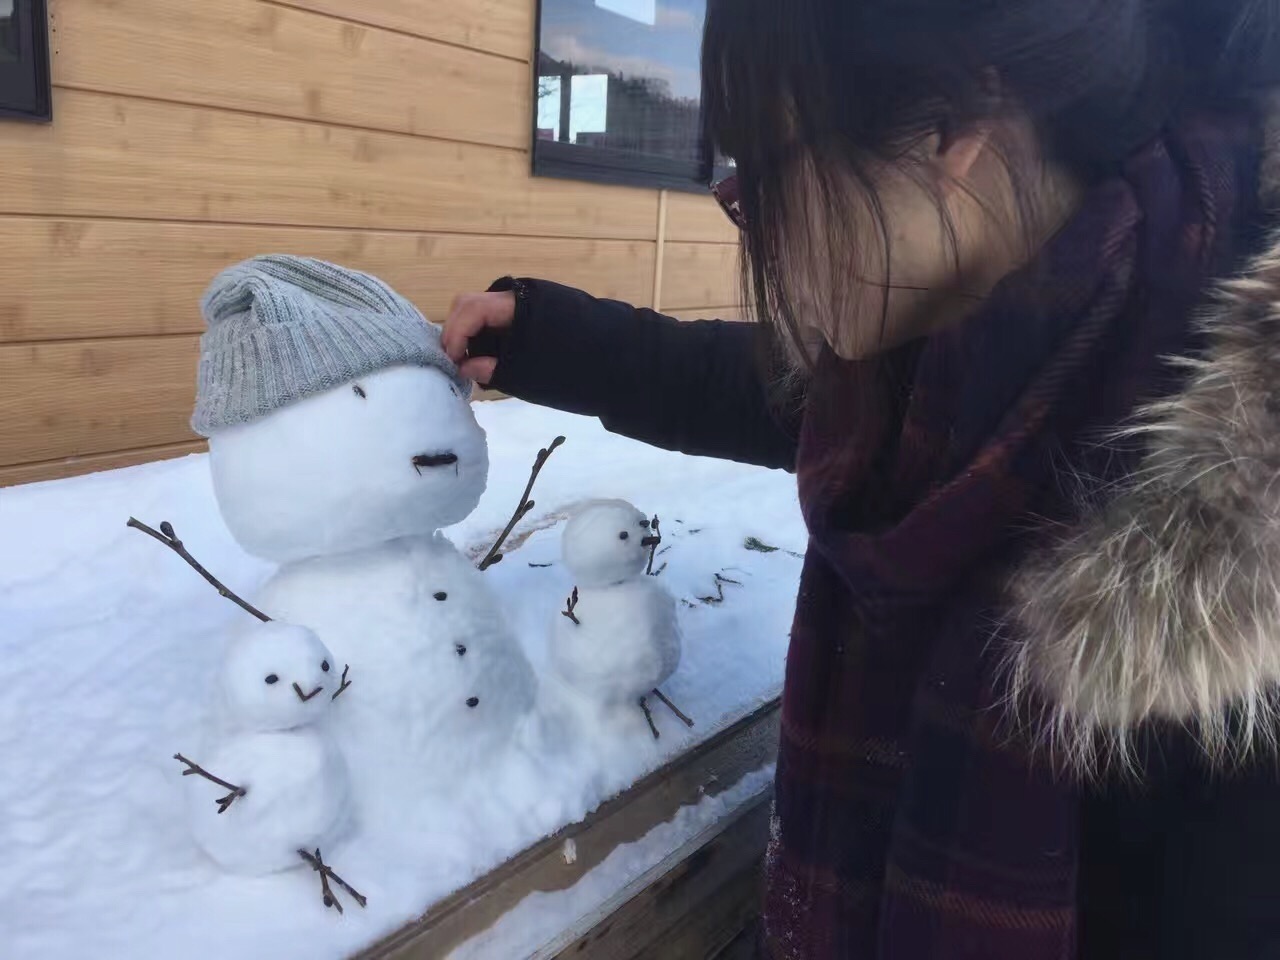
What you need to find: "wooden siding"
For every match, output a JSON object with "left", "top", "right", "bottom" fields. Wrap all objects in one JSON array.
[{"left": 0, "top": 0, "right": 739, "bottom": 485}]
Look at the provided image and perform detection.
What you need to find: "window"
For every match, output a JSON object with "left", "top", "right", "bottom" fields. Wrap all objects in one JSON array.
[
  {"left": 533, "top": 0, "right": 730, "bottom": 192},
  {"left": 0, "top": 0, "right": 51, "bottom": 121}
]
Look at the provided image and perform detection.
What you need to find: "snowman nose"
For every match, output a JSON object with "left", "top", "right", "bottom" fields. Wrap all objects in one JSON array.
[
  {"left": 293, "top": 682, "right": 323, "bottom": 703},
  {"left": 641, "top": 536, "right": 662, "bottom": 548},
  {"left": 412, "top": 452, "right": 458, "bottom": 474}
]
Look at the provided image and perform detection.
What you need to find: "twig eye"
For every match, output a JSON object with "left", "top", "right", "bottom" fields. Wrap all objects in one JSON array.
[{"left": 265, "top": 674, "right": 279, "bottom": 685}]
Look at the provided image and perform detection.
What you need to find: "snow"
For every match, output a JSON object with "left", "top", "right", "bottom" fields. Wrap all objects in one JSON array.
[{"left": 0, "top": 399, "right": 804, "bottom": 959}]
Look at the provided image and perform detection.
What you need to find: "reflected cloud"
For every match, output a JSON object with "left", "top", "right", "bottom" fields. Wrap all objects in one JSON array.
[{"left": 544, "top": 32, "right": 701, "bottom": 100}]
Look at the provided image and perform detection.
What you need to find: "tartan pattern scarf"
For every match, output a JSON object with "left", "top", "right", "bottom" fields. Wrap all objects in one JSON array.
[{"left": 763, "top": 114, "right": 1258, "bottom": 959}]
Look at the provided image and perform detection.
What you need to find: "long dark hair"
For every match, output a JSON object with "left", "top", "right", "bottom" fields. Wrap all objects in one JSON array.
[{"left": 702, "top": 0, "right": 1280, "bottom": 367}]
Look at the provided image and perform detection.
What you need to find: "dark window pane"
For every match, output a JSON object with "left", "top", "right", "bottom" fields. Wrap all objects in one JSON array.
[
  {"left": 0, "top": 0, "right": 52, "bottom": 120},
  {"left": 534, "top": 0, "right": 710, "bottom": 188},
  {"left": 0, "top": 0, "right": 18, "bottom": 63}
]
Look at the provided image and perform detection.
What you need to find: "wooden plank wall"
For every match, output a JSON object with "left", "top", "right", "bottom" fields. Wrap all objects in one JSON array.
[{"left": 0, "top": 0, "right": 740, "bottom": 486}]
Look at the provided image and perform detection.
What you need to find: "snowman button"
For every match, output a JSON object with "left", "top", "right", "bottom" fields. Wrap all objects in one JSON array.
[
  {"left": 434, "top": 591, "right": 448, "bottom": 601},
  {"left": 466, "top": 696, "right": 479, "bottom": 708},
  {"left": 455, "top": 644, "right": 467, "bottom": 656}
]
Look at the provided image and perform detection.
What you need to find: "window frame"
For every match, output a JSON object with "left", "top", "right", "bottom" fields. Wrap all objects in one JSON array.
[
  {"left": 0, "top": 0, "right": 52, "bottom": 122},
  {"left": 529, "top": 0, "right": 727, "bottom": 193}
]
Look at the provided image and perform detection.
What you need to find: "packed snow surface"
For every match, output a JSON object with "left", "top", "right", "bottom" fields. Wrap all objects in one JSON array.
[{"left": 0, "top": 400, "right": 804, "bottom": 959}]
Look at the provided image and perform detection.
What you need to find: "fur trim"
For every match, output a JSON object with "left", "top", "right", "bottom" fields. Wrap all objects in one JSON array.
[{"left": 1006, "top": 223, "right": 1280, "bottom": 775}]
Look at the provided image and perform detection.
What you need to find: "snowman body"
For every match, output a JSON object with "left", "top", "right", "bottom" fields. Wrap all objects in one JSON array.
[
  {"left": 550, "top": 501, "right": 683, "bottom": 705},
  {"left": 550, "top": 578, "right": 680, "bottom": 705},
  {"left": 186, "top": 623, "right": 351, "bottom": 875},
  {"left": 259, "top": 533, "right": 536, "bottom": 781},
  {"left": 189, "top": 729, "right": 349, "bottom": 875},
  {"left": 208, "top": 364, "right": 537, "bottom": 805}
]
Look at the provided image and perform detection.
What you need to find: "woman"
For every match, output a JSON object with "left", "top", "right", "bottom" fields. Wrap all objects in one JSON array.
[{"left": 445, "top": 1, "right": 1280, "bottom": 957}]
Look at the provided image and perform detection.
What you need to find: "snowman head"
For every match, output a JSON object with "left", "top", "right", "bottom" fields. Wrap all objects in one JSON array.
[
  {"left": 209, "top": 365, "right": 488, "bottom": 563},
  {"left": 562, "top": 500, "right": 659, "bottom": 587},
  {"left": 193, "top": 256, "right": 486, "bottom": 564},
  {"left": 221, "top": 622, "right": 337, "bottom": 731}
]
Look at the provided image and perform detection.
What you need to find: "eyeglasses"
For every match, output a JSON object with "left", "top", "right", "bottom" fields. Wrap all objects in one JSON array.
[{"left": 711, "top": 174, "right": 746, "bottom": 231}]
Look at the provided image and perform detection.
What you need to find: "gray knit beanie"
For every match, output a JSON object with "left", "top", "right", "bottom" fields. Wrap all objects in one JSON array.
[{"left": 192, "top": 255, "right": 468, "bottom": 436}]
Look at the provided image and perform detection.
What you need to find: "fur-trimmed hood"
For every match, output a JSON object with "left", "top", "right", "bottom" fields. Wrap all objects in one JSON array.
[{"left": 1007, "top": 104, "right": 1280, "bottom": 773}]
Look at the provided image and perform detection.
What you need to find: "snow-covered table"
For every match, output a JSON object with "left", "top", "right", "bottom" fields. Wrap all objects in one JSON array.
[{"left": 0, "top": 400, "right": 804, "bottom": 960}]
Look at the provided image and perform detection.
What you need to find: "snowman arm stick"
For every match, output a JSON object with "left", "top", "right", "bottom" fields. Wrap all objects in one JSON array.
[
  {"left": 173, "top": 753, "right": 247, "bottom": 813},
  {"left": 127, "top": 518, "right": 272, "bottom": 623},
  {"left": 477, "top": 436, "right": 566, "bottom": 571},
  {"left": 299, "top": 849, "right": 368, "bottom": 910},
  {"left": 561, "top": 586, "right": 581, "bottom": 625},
  {"left": 331, "top": 664, "right": 352, "bottom": 700},
  {"left": 651, "top": 688, "right": 695, "bottom": 728}
]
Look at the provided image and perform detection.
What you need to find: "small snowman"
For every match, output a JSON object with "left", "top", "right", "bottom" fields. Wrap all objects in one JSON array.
[
  {"left": 191, "top": 256, "right": 537, "bottom": 817},
  {"left": 550, "top": 500, "right": 693, "bottom": 738},
  {"left": 175, "top": 620, "right": 364, "bottom": 911}
]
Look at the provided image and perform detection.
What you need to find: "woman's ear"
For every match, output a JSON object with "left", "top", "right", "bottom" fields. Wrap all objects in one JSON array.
[{"left": 936, "top": 125, "right": 991, "bottom": 190}]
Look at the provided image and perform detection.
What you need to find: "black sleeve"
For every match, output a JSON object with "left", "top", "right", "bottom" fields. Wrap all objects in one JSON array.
[{"left": 471, "top": 278, "right": 801, "bottom": 472}]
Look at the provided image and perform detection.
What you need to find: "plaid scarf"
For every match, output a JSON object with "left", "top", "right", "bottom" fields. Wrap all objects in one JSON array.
[{"left": 763, "top": 115, "right": 1257, "bottom": 959}]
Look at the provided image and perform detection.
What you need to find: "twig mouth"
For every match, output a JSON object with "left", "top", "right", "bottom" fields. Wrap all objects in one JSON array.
[
  {"left": 641, "top": 536, "right": 662, "bottom": 548},
  {"left": 293, "top": 683, "right": 323, "bottom": 703},
  {"left": 412, "top": 451, "right": 458, "bottom": 474}
]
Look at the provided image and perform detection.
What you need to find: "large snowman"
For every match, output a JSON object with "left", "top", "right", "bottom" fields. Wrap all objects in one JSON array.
[{"left": 191, "top": 256, "right": 536, "bottom": 817}]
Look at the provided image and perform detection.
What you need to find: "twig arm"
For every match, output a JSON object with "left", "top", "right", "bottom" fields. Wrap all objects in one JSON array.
[
  {"left": 651, "top": 688, "right": 695, "bottom": 727},
  {"left": 128, "top": 518, "right": 271, "bottom": 622},
  {"left": 639, "top": 696, "right": 660, "bottom": 740},
  {"left": 561, "top": 586, "right": 581, "bottom": 625},
  {"left": 174, "top": 753, "right": 247, "bottom": 813},
  {"left": 331, "top": 664, "right": 352, "bottom": 701},
  {"left": 299, "top": 848, "right": 368, "bottom": 911},
  {"left": 478, "top": 436, "right": 566, "bottom": 571}
]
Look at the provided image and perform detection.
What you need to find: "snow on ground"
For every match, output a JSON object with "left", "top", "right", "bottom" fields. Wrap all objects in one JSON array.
[{"left": 0, "top": 400, "right": 804, "bottom": 959}]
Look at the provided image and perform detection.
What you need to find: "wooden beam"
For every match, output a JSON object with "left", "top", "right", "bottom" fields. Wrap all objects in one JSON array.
[
  {"left": 270, "top": 0, "right": 535, "bottom": 62},
  {"left": 653, "top": 190, "right": 669, "bottom": 313},
  {"left": 54, "top": 0, "right": 531, "bottom": 149},
  {"left": 711, "top": 922, "right": 762, "bottom": 960},
  {"left": 539, "top": 791, "right": 771, "bottom": 959},
  {"left": 357, "top": 699, "right": 780, "bottom": 960},
  {"left": 664, "top": 192, "right": 740, "bottom": 244},
  {"left": 0, "top": 440, "right": 207, "bottom": 487},
  {"left": 0, "top": 336, "right": 201, "bottom": 467},
  {"left": 0, "top": 89, "right": 660, "bottom": 241},
  {"left": 0, "top": 219, "right": 655, "bottom": 343},
  {"left": 661, "top": 243, "right": 740, "bottom": 311}
]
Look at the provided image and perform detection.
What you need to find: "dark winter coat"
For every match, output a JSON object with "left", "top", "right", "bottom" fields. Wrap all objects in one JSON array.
[{"left": 475, "top": 99, "right": 1280, "bottom": 960}]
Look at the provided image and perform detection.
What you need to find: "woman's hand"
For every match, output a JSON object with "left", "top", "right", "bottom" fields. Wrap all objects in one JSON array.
[{"left": 442, "top": 290, "right": 515, "bottom": 384}]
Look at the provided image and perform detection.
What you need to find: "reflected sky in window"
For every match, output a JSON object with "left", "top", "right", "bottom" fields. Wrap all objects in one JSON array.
[{"left": 540, "top": 0, "right": 705, "bottom": 101}]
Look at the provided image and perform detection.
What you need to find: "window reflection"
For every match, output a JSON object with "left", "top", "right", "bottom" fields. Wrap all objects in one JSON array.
[
  {"left": 0, "top": 0, "right": 17, "bottom": 63},
  {"left": 536, "top": 0, "right": 706, "bottom": 167}
]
